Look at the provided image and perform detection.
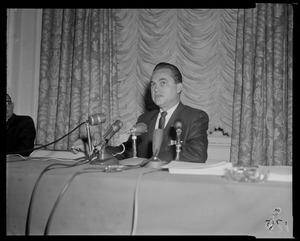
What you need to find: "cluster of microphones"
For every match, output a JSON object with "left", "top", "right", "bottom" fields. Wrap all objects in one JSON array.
[
  {"left": 87, "top": 113, "right": 148, "bottom": 136},
  {"left": 86, "top": 113, "right": 123, "bottom": 156},
  {"left": 87, "top": 113, "right": 183, "bottom": 162},
  {"left": 86, "top": 113, "right": 149, "bottom": 156}
]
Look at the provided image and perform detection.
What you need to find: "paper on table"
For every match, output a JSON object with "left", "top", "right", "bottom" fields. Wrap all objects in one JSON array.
[
  {"left": 267, "top": 173, "right": 292, "bottom": 182},
  {"left": 260, "top": 166, "right": 293, "bottom": 182},
  {"left": 29, "top": 149, "right": 85, "bottom": 161},
  {"left": 120, "top": 157, "right": 146, "bottom": 166},
  {"left": 162, "top": 160, "right": 233, "bottom": 175}
]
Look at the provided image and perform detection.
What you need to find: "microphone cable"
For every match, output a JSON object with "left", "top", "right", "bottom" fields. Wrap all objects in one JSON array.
[
  {"left": 43, "top": 166, "right": 107, "bottom": 235},
  {"left": 7, "top": 121, "right": 86, "bottom": 157},
  {"left": 25, "top": 156, "right": 89, "bottom": 235},
  {"left": 23, "top": 120, "right": 124, "bottom": 235},
  {"left": 7, "top": 155, "right": 85, "bottom": 163},
  {"left": 112, "top": 143, "right": 126, "bottom": 157},
  {"left": 43, "top": 166, "right": 161, "bottom": 235},
  {"left": 130, "top": 169, "right": 161, "bottom": 235}
]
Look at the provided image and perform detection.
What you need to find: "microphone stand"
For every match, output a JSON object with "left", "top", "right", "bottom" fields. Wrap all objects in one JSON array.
[
  {"left": 174, "top": 127, "right": 182, "bottom": 162},
  {"left": 127, "top": 123, "right": 147, "bottom": 159},
  {"left": 89, "top": 120, "right": 123, "bottom": 166},
  {"left": 144, "top": 129, "right": 168, "bottom": 168},
  {"left": 89, "top": 140, "right": 118, "bottom": 165},
  {"left": 132, "top": 134, "right": 137, "bottom": 158},
  {"left": 86, "top": 122, "right": 116, "bottom": 165},
  {"left": 85, "top": 122, "right": 93, "bottom": 156}
]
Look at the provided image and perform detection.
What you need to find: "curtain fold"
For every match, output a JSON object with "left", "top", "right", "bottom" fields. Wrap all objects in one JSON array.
[
  {"left": 36, "top": 9, "right": 119, "bottom": 149},
  {"left": 230, "top": 4, "right": 293, "bottom": 166}
]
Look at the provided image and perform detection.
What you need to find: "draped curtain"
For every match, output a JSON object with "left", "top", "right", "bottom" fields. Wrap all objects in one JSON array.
[
  {"left": 36, "top": 9, "right": 119, "bottom": 149},
  {"left": 116, "top": 9, "right": 237, "bottom": 141},
  {"left": 230, "top": 4, "right": 293, "bottom": 166}
]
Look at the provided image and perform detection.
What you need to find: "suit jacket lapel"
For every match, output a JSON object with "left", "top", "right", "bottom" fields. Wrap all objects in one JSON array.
[{"left": 165, "top": 102, "right": 184, "bottom": 130}]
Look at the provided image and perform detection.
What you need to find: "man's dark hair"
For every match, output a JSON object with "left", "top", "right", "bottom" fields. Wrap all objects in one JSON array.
[{"left": 153, "top": 62, "right": 182, "bottom": 84}]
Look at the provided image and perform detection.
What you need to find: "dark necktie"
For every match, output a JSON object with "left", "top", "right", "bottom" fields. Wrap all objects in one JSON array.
[{"left": 158, "top": 111, "right": 167, "bottom": 129}]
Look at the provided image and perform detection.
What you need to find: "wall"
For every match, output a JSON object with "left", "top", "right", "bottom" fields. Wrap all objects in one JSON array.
[
  {"left": 207, "top": 134, "right": 231, "bottom": 162},
  {"left": 6, "top": 9, "right": 42, "bottom": 126}
]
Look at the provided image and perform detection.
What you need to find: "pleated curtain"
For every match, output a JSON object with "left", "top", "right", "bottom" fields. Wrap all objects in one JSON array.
[
  {"left": 116, "top": 9, "right": 237, "bottom": 141},
  {"left": 230, "top": 4, "right": 293, "bottom": 166},
  {"left": 36, "top": 9, "right": 119, "bottom": 149}
]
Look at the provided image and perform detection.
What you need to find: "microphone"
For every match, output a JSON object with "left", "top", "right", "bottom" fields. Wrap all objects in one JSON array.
[
  {"left": 126, "top": 123, "right": 148, "bottom": 135},
  {"left": 140, "top": 128, "right": 167, "bottom": 168},
  {"left": 174, "top": 120, "right": 183, "bottom": 131},
  {"left": 94, "top": 120, "right": 123, "bottom": 152},
  {"left": 103, "top": 120, "right": 123, "bottom": 141},
  {"left": 173, "top": 120, "right": 183, "bottom": 161},
  {"left": 85, "top": 113, "right": 106, "bottom": 155},
  {"left": 87, "top": 113, "right": 106, "bottom": 125},
  {"left": 152, "top": 128, "right": 164, "bottom": 158},
  {"left": 127, "top": 123, "right": 148, "bottom": 158},
  {"left": 174, "top": 120, "right": 183, "bottom": 142}
]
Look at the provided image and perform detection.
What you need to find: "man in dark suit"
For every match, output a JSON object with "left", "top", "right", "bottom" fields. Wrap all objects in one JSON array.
[
  {"left": 6, "top": 93, "right": 36, "bottom": 156},
  {"left": 72, "top": 62, "right": 209, "bottom": 163}
]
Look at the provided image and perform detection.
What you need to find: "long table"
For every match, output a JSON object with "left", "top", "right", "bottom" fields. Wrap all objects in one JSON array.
[{"left": 6, "top": 155, "right": 293, "bottom": 237}]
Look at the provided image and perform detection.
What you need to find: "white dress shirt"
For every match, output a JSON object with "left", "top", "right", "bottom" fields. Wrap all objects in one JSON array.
[{"left": 154, "top": 102, "right": 179, "bottom": 129}]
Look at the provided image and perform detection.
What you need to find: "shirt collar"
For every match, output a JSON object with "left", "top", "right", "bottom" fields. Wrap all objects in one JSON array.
[{"left": 160, "top": 102, "right": 179, "bottom": 116}]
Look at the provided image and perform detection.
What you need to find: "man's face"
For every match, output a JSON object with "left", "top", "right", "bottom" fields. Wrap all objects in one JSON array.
[
  {"left": 150, "top": 68, "right": 182, "bottom": 110},
  {"left": 6, "top": 95, "right": 14, "bottom": 120}
]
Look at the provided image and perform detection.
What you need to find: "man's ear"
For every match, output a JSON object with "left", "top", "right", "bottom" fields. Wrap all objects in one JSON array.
[{"left": 176, "top": 83, "right": 183, "bottom": 93}]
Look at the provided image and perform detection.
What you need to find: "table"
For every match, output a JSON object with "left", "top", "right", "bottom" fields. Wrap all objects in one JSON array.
[{"left": 6, "top": 155, "right": 293, "bottom": 237}]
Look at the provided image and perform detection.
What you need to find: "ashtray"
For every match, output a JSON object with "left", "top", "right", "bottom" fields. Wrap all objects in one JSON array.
[{"left": 224, "top": 166, "right": 270, "bottom": 183}]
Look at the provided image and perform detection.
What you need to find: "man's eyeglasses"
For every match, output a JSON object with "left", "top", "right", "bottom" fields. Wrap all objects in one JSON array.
[{"left": 6, "top": 101, "right": 12, "bottom": 106}]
